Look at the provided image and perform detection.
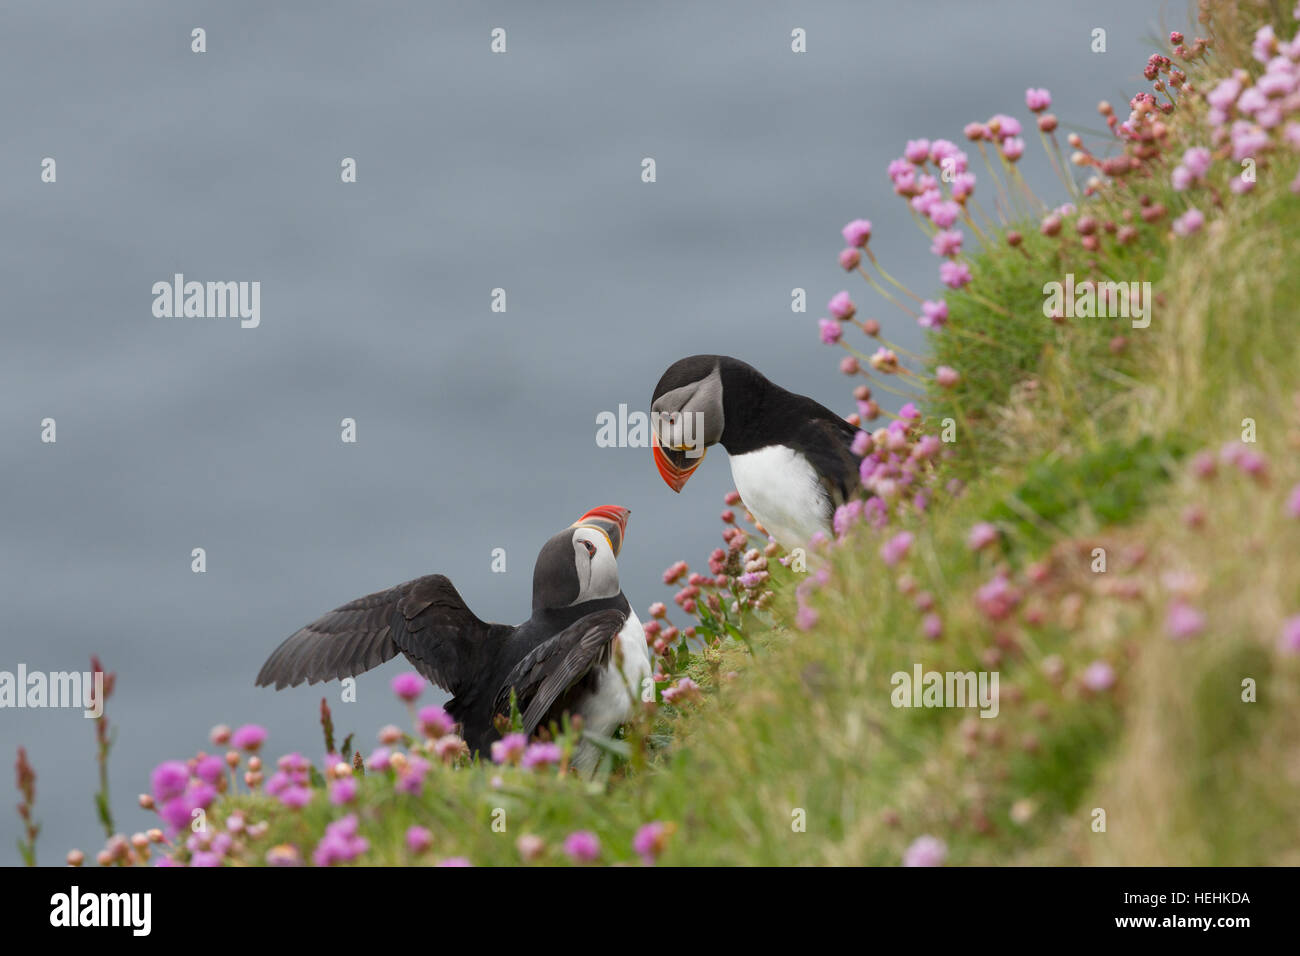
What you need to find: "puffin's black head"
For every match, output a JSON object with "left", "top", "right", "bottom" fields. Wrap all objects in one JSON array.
[
  {"left": 531, "top": 507, "right": 628, "bottom": 612},
  {"left": 650, "top": 355, "right": 730, "bottom": 493}
]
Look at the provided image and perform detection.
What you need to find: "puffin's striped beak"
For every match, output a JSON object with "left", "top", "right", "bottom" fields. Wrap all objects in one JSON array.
[
  {"left": 653, "top": 431, "right": 705, "bottom": 493},
  {"left": 571, "top": 505, "right": 630, "bottom": 557}
]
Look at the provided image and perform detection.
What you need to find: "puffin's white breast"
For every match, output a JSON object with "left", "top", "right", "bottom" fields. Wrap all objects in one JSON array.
[
  {"left": 729, "top": 445, "right": 830, "bottom": 550},
  {"left": 572, "top": 610, "right": 651, "bottom": 772}
]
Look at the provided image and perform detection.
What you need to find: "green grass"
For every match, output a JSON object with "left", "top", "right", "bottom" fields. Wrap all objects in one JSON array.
[{"left": 985, "top": 434, "right": 1189, "bottom": 550}]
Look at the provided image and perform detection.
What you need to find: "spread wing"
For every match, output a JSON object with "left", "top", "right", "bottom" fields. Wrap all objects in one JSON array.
[
  {"left": 493, "top": 609, "right": 627, "bottom": 737},
  {"left": 255, "top": 574, "right": 507, "bottom": 694}
]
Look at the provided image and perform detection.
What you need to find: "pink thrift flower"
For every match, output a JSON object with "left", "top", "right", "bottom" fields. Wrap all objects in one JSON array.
[
  {"left": 840, "top": 356, "right": 860, "bottom": 375},
  {"left": 904, "top": 139, "right": 931, "bottom": 163},
  {"left": 1000, "top": 137, "right": 1025, "bottom": 161},
  {"left": 939, "top": 260, "right": 972, "bottom": 289},
  {"left": 395, "top": 755, "right": 430, "bottom": 795},
  {"left": 1172, "top": 208, "right": 1204, "bottom": 237},
  {"left": 159, "top": 797, "right": 192, "bottom": 833},
  {"left": 279, "top": 785, "right": 312, "bottom": 810},
  {"left": 1206, "top": 75, "right": 1242, "bottom": 113},
  {"left": 1230, "top": 121, "right": 1269, "bottom": 162},
  {"left": 795, "top": 605, "right": 819, "bottom": 630},
  {"left": 1285, "top": 483, "right": 1300, "bottom": 518},
  {"left": 1190, "top": 451, "right": 1218, "bottom": 480},
  {"left": 390, "top": 672, "right": 425, "bottom": 703},
  {"left": 1231, "top": 448, "right": 1268, "bottom": 483},
  {"left": 870, "top": 348, "right": 898, "bottom": 373},
  {"left": 418, "top": 705, "right": 455, "bottom": 738},
  {"left": 828, "top": 291, "right": 856, "bottom": 320},
  {"left": 366, "top": 747, "right": 392, "bottom": 772},
  {"left": 662, "top": 677, "right": 702, "bottom": 705},
  {"left": 1279, "top": 616, "right": 1300, "bottom": 654},
  {"left": 903, "top": 835, "right": 947, "bottom": 867},
  {"left": 818, "top": 319, "right": 843, "bottom": 345},
  {"left": 928, "top": 200, "right": 961, "bottom": 229},
  {"left": 662, "top": 560, "right": 688, "bottom": 584},
  {"left": 919, "top": 299, "right": 949, "bottom": 329},
  {"left": 834, "top": 500, "right": 864, "bottom": 537},
  {"left": 930, "top": 229, "right": 963, "bottom": 258},
  {"left": 935, "top": 366, "right": 960, "bottom": 388},
  {"left": 490, "top": 733, "right": 527, "bottom": 766},
  {"left": 966, "top": 522, "right": 998, "bottom": 551},
  {"left": 230, "top": 724, "right": 267, "bottom": 752},
  {"left": 929, "top": 139, "right": 962, "bottom": 167},
  {"left": 1183, "top": 146, "right": 1212, "bottom": 177},
  {"left": 516, "top": 834, "right": 546, "bottom": 861},
  {"left": 922, "top": 613, "right": 943, "bottom": 640},
  {"left": 880, "top": 531, "right": 914, "bottom": 567},
  {"left": 406, "top": 825, "right": 433, "bottom": 854},
  {"left": 312, "top": 815, "right": 369, "bottom": 866},
  {"left": 329, "top": 777, "right": 357, "bottom": 806},
  {"left": 265, "top": 845, "right": 301, "bottom": 867},
  {"left": 951, "top": 172, "right": 976, "bottom": 201},
  {"left": 633, "top": 822, "right": 671, "bottom": 865},
  {"left": 892, "top": 165, "right": 918, "bottom": 195},
  {"left": 839, "top": 247, "right": 861, "bottom": 271},
  {"left": 912, "top": 435, "right": 941, "bottom": 461},
  {"left": 988, "top": 114, "right": 1021, "bottom": 140},
  {"left": 150, "top": 761, "right": 190, "bottom": 803},
  {"left": 1081, "top": 661, "right": 1116, "bottom": 692},
  {"left": 563, "top": 831, "right": 601, "bottom": 863},
  {"left": 522, "top": 742, "right": 563, "bottom": 771},
  {"left": 1237, "top": 86, "right": 1268, "bottom": 116},
  {"left": 842, "top": 219, "right": 873, "bottom": 247},
  {"left": 1253, "top": 25, "right": 1278, "bottom": 63},
  {"left": 194, "top": 755, "right": 224, "bottom": 786},
  {"left": 976, "top": 574, "right": 1021, "bottom": 621},
  {"left": 1166, "top": 601, "right": 1206, "bottom": 641},
  {"left": 1025, "top": 87, "right": 1052, "bottom": 112},
  {"left": 911, "top": 188, "right": 941, "bottom": 217}
]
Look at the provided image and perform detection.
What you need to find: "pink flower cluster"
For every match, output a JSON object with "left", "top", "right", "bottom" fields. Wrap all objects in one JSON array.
[
  {"left": 312, "top": 814, "right": 369, "bottom": 866},
  {"left": 149, "top": 759, "right": 218, "bottom": 834}
]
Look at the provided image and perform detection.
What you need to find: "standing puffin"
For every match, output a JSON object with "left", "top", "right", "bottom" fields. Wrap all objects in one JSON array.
[
  {"left": 255, "top": 506, "right": 650, "bottom": 772},
  {"left": 651, "top": 355, "right": 860, "bottom": 549}
]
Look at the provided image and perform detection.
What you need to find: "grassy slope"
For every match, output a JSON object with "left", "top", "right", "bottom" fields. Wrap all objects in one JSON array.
[{"left": 136, "top": 0, "right": 1300, "bottom": 867}]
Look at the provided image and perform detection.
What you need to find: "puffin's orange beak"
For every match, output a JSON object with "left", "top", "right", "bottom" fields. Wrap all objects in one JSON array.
[
  {"left": 572, "top": 505, "right": 631, "bottom": 556},
  {"left": 653, "top": 431, "right": 705, "bottom": 493}
]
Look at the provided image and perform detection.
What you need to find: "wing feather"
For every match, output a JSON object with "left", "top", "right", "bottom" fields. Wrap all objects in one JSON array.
[
  {"left": 255, "top": 574, "right": 502, "bottom": 693},
  {"left": 493, "top": 609, "right": 627, "bottom": 736}
]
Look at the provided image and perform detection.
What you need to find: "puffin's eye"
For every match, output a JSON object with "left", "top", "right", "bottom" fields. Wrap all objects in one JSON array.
[{"left": 581, "top": 540, "right": 597, "bottom": 557}]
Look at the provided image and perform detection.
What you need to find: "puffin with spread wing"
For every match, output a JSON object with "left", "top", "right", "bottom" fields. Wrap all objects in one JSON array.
[{"left": 255, "top": 506, "right": 649, "bottom": 772}]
